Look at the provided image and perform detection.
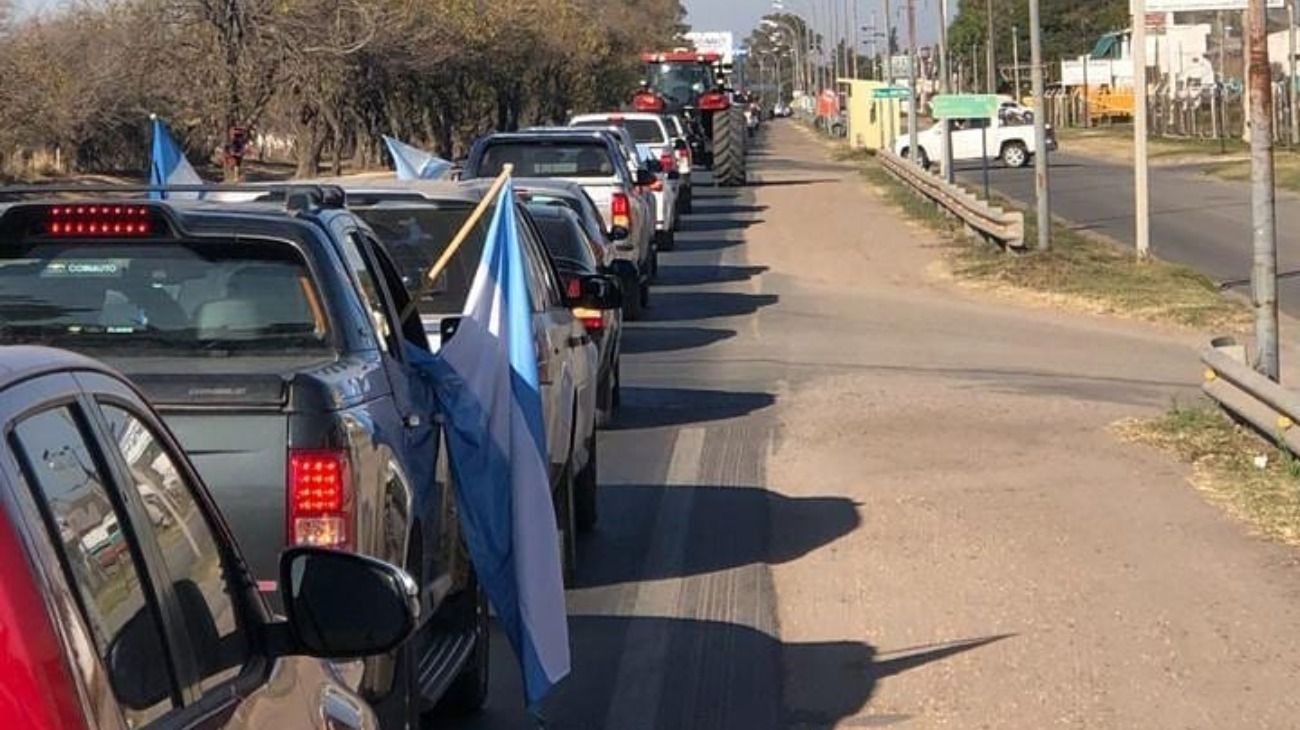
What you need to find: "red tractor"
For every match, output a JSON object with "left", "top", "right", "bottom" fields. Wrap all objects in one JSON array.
[{"left": 632, "top": 50, "right": 747, "bottom": 187}]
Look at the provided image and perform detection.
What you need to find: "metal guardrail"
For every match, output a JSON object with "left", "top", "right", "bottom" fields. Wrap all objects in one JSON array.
[
  {"left": 1201, "top": 338, "right": 1300, "bottom": 453},
  {"left": 876, "top": 148, "right": 1025, "bottom": 250}
]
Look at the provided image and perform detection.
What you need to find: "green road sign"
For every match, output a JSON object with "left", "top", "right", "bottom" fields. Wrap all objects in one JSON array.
[
  {"left": 872, "top": 87, "right": 911, "bottom": 100},
  {"left": 931, "top": 94, "right": 999, "bottom": 120}
]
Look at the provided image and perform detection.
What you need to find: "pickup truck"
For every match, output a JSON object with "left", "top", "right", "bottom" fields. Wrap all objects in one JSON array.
[
  {"left": 329, "top": 179, "right": 611, "bottom": 564},
  {"left": 462, "top": 130, "right": 658, "bottom": 318},
  {"left": 894, "top": 115, "right": 1058, "bottom": 169},
  {"left": 0, "top": 191, "right": 486, "bottom": 726}
]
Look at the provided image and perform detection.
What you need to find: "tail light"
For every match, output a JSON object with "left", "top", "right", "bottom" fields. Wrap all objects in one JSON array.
[
  {"left": 43, "top": 204, "right": 156, "bottom": 237},
  {"left": 698, "top": 92, "right": 730, "bottom": 111},
  {"left": 611, "top": 192, "right": 631, "bottom": 229},
  {"left": 633, "top": 93, "right": 666, "bottom": 112},
  {"left": 572, "top": 307, "right": 604, "bottom": 333},
  {"left": 288, "top": 449, "right": 351, "bottom": 550}
]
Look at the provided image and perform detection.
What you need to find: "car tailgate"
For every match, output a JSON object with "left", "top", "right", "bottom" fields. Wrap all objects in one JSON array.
[{"left": 135, "top": 373, "right": 289, "bottom": 591}]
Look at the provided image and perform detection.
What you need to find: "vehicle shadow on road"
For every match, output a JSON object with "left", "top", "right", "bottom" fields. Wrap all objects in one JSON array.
[
  {"left": 642, "top": 291, "right": 778, "bottom": 322},
  {"left": 685, "top": 218, "right": 766, "bottom": 233},
  {"left": 609, "top": 387, "right": 774, "bottom": 430},
  {"left": 574, "top": 483, "right": 858, "bottom": 587},
  {"left": 654, "top": 264, "right": 768, "bottom": 286},
  {"left": 748, "top": 177, "right": 840, "bottom": 188},
  {"left": 688, "top": 202, "right": 769, "bottom": 216},
  {"left": 676, "top": 236, "right": 746, "bottom": 252},
  {"left": 618, "top": 326, "right": 736, "bottom": 354},
  {"left": 448, "top": 619, "right": 1012, "bottom": 730}
]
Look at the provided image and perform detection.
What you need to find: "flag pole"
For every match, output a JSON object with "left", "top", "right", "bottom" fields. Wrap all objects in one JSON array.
[{"left": 402, "top": 164, "right": 514, "bottom": 321}]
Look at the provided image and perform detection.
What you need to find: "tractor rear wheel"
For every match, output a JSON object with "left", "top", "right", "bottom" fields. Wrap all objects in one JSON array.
[{"left": 712, "top": 107, "right": 746, "bottom": 187}]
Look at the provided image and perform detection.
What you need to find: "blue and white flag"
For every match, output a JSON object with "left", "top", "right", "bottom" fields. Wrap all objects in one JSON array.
[
  {"left": 383, "top": 135, "right": 453, "bottom": 180},
  {"left": 149, "top": 116, "right": 204, "bottom": 200},
  {"left": 417, "top": 178, "right": 570, "bottom": 707}
]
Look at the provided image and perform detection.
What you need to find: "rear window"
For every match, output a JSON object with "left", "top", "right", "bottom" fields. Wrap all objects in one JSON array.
[
  {"left": 573, "top": 119, "right": 666, "bottom": 144},
  {"left": 530, "top": 210, "right": 597, "bottom": 272},
  {"left": 0, "top": 239, "right": 330, "bottom": 357},
  {"left": 353, "top": 202, "right": 486, "bottom": 315},
  {"left": 477, "top": 141, "right": 617, "bottom": 178}
]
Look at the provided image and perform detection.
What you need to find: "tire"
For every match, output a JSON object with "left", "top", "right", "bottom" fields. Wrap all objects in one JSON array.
[
  {"left": 431, "top": 575, "right": 490, "bottom": 716},
  {"left": 611, "top": 358, "right": 622, "bottom": 411},
  {"left": 555, "top": 460, "right": 577, "bottom": 586},
  {"left": 1001, "top": 141, "right": 1029, "bottom": 168},
  {"left": 575, "top": 434, "right": 598, "bottom": 533},
  {"left": 680, "top": 186, "right": 693, "bottom": 215},
  {"left": 711, "top": 107, "right": 747, "bottom": 187},
  {"left": 901, "top": 147, "right": 930, "bottom": 170},
  {"left": 656, "top": 229, "right": 676, "bottom": 252}
]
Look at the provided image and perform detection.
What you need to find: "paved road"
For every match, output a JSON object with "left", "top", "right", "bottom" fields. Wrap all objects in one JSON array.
[
  {"left": 955, "top": 152, "right": 1300, "bottom": 315},
  {"left": 445, "top": 123, "right": 1300, "bottom": 728}
]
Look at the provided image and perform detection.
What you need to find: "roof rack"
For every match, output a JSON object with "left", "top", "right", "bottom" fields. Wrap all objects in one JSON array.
[{"left": 0, "top": 183, "right": 347, "bottom": 212}]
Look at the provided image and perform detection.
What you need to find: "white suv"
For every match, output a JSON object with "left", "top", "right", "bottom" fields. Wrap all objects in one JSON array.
[{"left": 570, "top": 112, "right": 682, "bottom": 251}]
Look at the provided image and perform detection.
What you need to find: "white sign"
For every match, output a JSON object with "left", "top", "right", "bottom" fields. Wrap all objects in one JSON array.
[
  {"left": 1134, "top": 0, "right": 1281, "bottom": 10},
  {"left": 685, "top": 31, "right": 735, "bottom": 64}
]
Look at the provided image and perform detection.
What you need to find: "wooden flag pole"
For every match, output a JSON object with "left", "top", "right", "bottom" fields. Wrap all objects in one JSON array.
[{"left": 401, "top": 164, "right": 513, "bottom": 321}]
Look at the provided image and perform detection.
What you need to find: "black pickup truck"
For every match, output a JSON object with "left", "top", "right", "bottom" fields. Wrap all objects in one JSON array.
[{"left": 0, "top": 192, "right": 486, "bottom": 726}]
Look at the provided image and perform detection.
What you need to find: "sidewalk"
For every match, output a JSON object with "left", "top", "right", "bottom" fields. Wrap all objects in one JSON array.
[{"left": 748, "top": 122, "right": 1300, "bottom": 728}]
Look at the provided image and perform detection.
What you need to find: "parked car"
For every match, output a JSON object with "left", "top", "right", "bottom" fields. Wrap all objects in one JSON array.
[
  {"left": 525, "top": 202, "right": 624, "bottom": 431},
  {"left": 0, "top": 192, "right": 487, "bottom": 725},
  {"left": 514, "top": 178, "right": 645, "bottom": 318},
  {"left": 569, "top": 113, "right": 682, "bottom": 250},
  {"left": 894, "top": 115, "right": 1058, "bottom": 169},
  {"left": 0, "top": 345, "right": 419, "bottom": 729},
  {"left": 332, "top": 179, "right": 617, "bottom": 560},
  {"left": 463, "top": 130, "right": 658, "bottom": 310}
]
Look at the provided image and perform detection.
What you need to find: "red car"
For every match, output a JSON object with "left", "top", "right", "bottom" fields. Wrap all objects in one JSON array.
[{"left": 0, "top": 346, "right": 419, "bottom": 729}]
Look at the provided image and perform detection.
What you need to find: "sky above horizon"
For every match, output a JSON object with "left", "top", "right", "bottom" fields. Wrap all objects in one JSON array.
[{"left": 683, "top": 0, "right": 951, "bottom": 49}]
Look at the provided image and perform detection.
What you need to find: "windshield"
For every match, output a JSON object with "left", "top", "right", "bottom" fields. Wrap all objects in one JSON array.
[
  {"left": 573, "top": 119, "right": 666, "bottom": 144},
  {"left": 0, "top": 240, "right": 331, "bottom": 357},
  {"left": 478, "top": 141, "right": 617, "bottom": 179},
  {"left": 646, "top": 62, "right": 715, "bottom": 105},
  {"left": 530, "top": 210, "right": 597, "bottom": 273},
  {"left": 353, "top": 203, "right": 486, "bottom": 315}
]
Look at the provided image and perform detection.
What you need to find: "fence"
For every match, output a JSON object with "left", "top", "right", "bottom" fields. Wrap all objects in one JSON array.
[
  {"left": 877, "top": 148, "right": 1025, "bottom": 250},
  {"left": 1201, "top": 338, "right": 1300, "bottom": 454}
]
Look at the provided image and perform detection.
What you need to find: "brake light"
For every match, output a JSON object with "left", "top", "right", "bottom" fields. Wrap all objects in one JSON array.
[
  {"left": 564, "top": 276, "right": 582, "bottom": 300},
  {"left": 698, "top": 92, "right": 730, "bottom": 111},
  {"left": 288, "top": 449, "right": 351, "bottom": 550},
  {"left": 44, "top": 204, "right": 154, "bottom": 237},
  {"left": 611, "top": 193, "right": 631, "bottom": 229},
  {"left": 633, "top": 93, "right": 666, "bottom": 112},
  {"left": 572, "top": 307, "right": 604, "bottom": 333}
]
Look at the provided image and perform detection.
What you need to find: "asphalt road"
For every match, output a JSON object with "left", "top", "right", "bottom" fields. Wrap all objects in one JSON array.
[{"left": 955, "top": 152, "right": 1300, "bottom": 316}]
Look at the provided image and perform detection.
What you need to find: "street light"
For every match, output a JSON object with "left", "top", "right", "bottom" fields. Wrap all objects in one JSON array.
[{"left": 761, "top": 18, "right": 805, "bottom": 97}]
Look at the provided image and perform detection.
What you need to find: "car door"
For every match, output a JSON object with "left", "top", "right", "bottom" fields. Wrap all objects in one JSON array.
[
  {"left": 951, "top": 118, "right": 992, "bottom": 161},
  {"left": 516, "top": 206, "right": 580, "bottom": 476},
  {"left": 2, "top": 375, "right": 376, "bottom": 729}
]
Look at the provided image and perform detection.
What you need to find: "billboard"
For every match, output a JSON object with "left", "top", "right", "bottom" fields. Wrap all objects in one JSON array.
[
  {"left": 685, "top": 31, "right": 735, "bottom": 64},
  {"left": 1134, "top": 0, "right": 1282, "bottom": 10}
]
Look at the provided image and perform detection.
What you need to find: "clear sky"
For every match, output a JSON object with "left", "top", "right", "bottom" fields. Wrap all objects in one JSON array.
[{"left": 682, "top": 0, "right": 951, "bottom": 48}]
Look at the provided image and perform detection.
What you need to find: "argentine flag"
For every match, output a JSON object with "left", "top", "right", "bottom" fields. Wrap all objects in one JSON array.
[
  {"left": 149, "top": 116, "right": 204, "bottom": 200},
  {"left": 419, "top": 177, "right": 570, "bottom": 706},
  {"left": 383, "top": 135, "right": 453, "bottom": 180}
]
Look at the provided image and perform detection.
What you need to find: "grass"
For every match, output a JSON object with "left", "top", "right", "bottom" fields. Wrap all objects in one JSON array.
[
  {"left": 1117, "top": 402, "right": 1300, "bottom": 545},
  {"left": 1203, "top": 154, "right": 1300, "bottom": 193},
  {"left": 857, "top": 154, "right": 1250, "bottom": 331},
  {"left": 1058, "top": 125, "right": 1250, "bottom": 160}
]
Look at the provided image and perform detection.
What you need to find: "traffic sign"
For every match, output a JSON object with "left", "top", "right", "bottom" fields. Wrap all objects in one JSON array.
[
  {"left": 872, "top": 86, "right": 911, "bottom": 100},
  {"left": 931, "top": 94, "right": 1000, "bottom": 120}
]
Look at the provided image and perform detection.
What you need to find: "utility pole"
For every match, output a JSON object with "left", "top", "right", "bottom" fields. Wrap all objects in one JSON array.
[
  {"left": 1219, "top": 11, "right": 1228, "bottom": 151},
  {"left": 883, "top": 0, "right": 894, "bottom": 82},
  {"left": 907, "top": 0, "right": 920, "bottom": 168},
  {"left": 1243, "top": 9, "right": 1252, "bottom": 141},
  {"left": 1248, "top": 0, "right": 1279, "bottom": 380},
  {"left": 940, "top": 0, "right": 954, "bottom": 182},
  {"left": 852, "top": 0, "right": 861, "bottom": 79},
  {"left": 1290, "top": 0, "right": 1298, "bottom": 146},
  {"left": 1013, "top": 25, "right": 1022, "bottom": 100},
  {"left": 1134, "top": 0, "right": 1150, "bottom": 258},
  {"left": 985, "top": 0, "right": 995, "bottom": 93},
  {"left": 1028, "top": 0, "right": 1050, "bottom": 250}
]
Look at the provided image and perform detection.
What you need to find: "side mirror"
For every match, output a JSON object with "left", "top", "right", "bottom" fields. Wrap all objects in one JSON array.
[
  {"left": 570, "top": 274, "right": 623, "bottom": 310},
  {"left": 634, "top": 168, "right": 656, "bottom": 187},
  {"left": 279, "top": 547, "right": 418, "bottom": 659},
  {"left": 672, "top": 138, "right": 689, "bottom": 152},
  {"left": 107, "top": 607, "right": 173, "bottom": 711},
  {"left": 644, "top": 157, "right": 663, "bottom": 173},
  {"left": 667, "top": 169, "right": 681, "bottom": 181},
  {"left": 609, "top": 225, "right": 630, "bottom": 242},
  {"left": 607, "top": 259, "right": 638, "bottom": 283}
]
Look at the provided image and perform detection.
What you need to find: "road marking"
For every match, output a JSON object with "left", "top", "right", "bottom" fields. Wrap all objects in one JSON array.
[{"left": 603, "top": 426, "right": 704, "bottom": 730}]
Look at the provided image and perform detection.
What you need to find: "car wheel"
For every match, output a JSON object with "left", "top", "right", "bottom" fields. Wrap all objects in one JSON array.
[
  {"left": 623, "top": 277, "right": 643, "bottom": 320},
  {"left": 656, "top": 229, "right": 676, "bottom": 252},
  {"left": 431, "top": 574, "right": 490, "bottom": 717},
  {"left": 1002, "top": 141, "right": 1029, "bottom": 168},
  {"left": 680, "top": 187, "right": 693, "bottom": 215},
  {"left": 555, "top": 459, "right": 577, "bottom": 586},
  {"left": 611, "top": 358, "right": 622, "bottom": 412},
  {"left": 640, "top": 279, "right": 650, "bottom": 312},
  {"left": 575, "top": 434, "right": 598, "bottom": 533}
]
